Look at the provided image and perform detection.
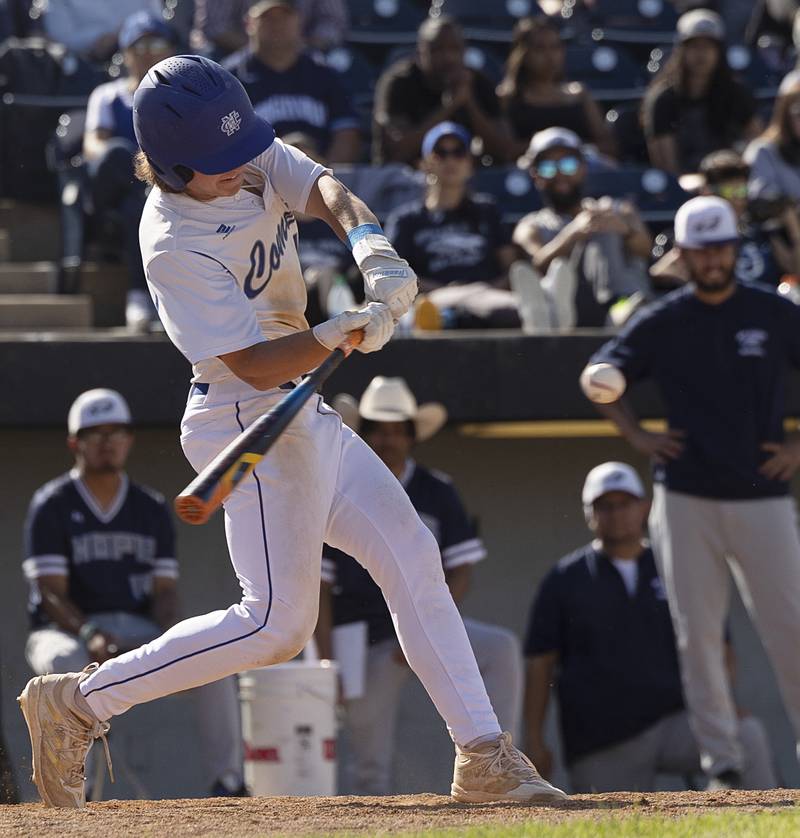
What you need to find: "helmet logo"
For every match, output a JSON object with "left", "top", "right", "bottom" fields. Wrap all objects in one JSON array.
[{"left": 221, "top": 110, "right": 242, "bottom": 136}]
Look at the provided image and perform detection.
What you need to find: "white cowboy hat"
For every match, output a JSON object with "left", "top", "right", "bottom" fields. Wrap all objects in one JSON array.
[{"left": 333, "top": 376, "right": 447, "bottom": 442}]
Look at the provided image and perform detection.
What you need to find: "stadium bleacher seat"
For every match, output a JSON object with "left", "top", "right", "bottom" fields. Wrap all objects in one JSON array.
[
  {"left": 431, "top": 0, "right": 543, "bottom": 41},
  {"left": 565, "top": 42, "right": 647, "bottom": 103},
  {"left": 347, "top": 0, "right": 427, "bottom": 45},
  {"left": 605, "top": 102, "right": 648, "bottom": 166},
  {"left": 471, "top": 166, "right": 543, "bottom": 223},
  {"left": 584, "top": 166, "right": 687, "bottom": 227},
  {"left": 588, "top": 0, "right": 679, "bottom": 46}
]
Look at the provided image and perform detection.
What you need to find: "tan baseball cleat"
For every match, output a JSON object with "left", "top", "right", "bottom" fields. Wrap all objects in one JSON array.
[
  {"left": 451, "top": 732, "right": 568, "bottom": 804},
  {"left": 18, "top": 664, "right": 113, "bottom": 808}
]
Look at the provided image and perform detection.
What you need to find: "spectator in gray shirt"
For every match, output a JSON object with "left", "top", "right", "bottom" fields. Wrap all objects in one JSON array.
[{"left": 745, "top": 71, "right": 800, "bottom": 203}]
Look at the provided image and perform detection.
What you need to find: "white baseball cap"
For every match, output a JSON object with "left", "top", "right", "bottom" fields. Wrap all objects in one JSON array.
[
  {"left": 674, "top": 195, "right": 739, "bottom": 250},
  {"left": 779, "top": 69, "right": 800, "bottom": 96},
  {"left": 582, "top": 462, "right": 646, "bottom": 507},
  {"left": 518, "top": 127, "right": 582, "bottom": 169},
  {"left": 676, "top": 9, "right": 725, "bottom": 44},
  {"left": 68, "top": 388, "right": 132, "bottom": 435}
]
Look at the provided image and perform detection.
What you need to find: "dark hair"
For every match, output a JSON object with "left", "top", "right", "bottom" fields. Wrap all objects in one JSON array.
[
  {"left": 133, "top": 149, "right": 191, "bottom": 193},
  {"left": 759, "top": 83, "right": 800, "bottom": 163},
  {"left": 642, "top": 41, "right": 740, "bottom": 141},
  {"left": 360, "top": 418, "right": 416, "bottom": 441},
  {"left": 699, "top": 149, "right": 749, "bottom": 185},
  {"left": 418, "top": 14, "right": 461, "bottom": 44},
  {"left": 498, "top": 16, "right": 563, "bottom": 101}
]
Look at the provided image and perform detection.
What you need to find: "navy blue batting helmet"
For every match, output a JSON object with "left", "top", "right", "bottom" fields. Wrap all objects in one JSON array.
[{"left": 133, "top": 55, "right": 275, "bottom": 191}]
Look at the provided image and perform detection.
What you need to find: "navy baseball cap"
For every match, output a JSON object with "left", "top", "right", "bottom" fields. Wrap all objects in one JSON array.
[
  {"left": 421, "top": 122, "right": 471, "bottom": 158},
  {"left": 119, "top": 11, "right": 177, "bottom": 51}
]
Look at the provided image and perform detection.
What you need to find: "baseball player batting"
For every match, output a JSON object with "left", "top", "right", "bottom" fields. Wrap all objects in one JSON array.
[{"left": 18, "top": 56, "right": 565, "bottom": 808}]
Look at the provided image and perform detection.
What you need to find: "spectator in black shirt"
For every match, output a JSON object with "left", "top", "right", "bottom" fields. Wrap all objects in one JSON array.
[
  {"left": 642, "top": 9, "right": 761, "bottom": 175},
  {"left": 226, "top": 0, "right": 361, "bottom": 163},
  {"left": 525, "top": 462, "right": 776, "bottom": 792},
  {"left": 373, "top": 16, "right": 511, "bottom": 165},
  {"left": 497, "top": 17, "right": 616, "bottom": 161},
  {"left": 385, "top": 122, "right": 520, "bottom": 328}
]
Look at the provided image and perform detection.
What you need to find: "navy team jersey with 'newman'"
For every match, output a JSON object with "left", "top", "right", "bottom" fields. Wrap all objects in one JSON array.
[
  {"left": 225, "top": 50, "right": 359, "bottom": 155},
  {"left": 592, "top": 283, "right": 800, "bottom": 500},
  {"left": 322, "top": 460, "right": 486, "bottom": 644},
  {"left": 23, "top": 470, "right": 178, "bottom": 628}
]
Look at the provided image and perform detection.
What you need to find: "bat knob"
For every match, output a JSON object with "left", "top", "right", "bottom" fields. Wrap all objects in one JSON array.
[{"left": 174, "top": 494, "right": 212, "bottom": 526}]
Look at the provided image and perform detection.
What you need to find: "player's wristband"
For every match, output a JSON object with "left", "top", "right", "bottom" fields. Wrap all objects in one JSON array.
[
  {"left": 79, "top": 622, "right": 100, "bottom": 643},
  {"left": 345, "top": 223, "right": 384, "bottom": 252}
]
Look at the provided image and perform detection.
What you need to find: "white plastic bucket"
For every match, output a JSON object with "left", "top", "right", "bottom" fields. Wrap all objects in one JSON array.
[{"left": 239, "top": 660, "right": 338, "bottom": 796}]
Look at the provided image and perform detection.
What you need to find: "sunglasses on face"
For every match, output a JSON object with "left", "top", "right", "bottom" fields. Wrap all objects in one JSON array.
[
  {"left": 432, "top": 144, "right": 468, "bottom": 160},
  {"left": 714, "top": 182, "right": 748, "bottom": 201},
  {"left": 535, "top": 156, "right": 581, "bottom": 179}
]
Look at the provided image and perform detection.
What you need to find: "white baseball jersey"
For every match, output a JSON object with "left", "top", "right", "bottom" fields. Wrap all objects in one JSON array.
[{"left": 139, "top": 138, "right": 329, "bottom": 383}]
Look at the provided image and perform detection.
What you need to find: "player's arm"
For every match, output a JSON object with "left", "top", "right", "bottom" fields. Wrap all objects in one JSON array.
[
  {"left": 444, "top": 564, "right": 472, "bottom": 606},
  {"left": 305, "top": 173, "right": 418, "bottom": 318},
  {"left": 37, "top": 575, "right": 120, "bottom": 663},
  {"left": 150, "top": 576, "right": 179, "bottom": 632},
  {"left": 596, "top": 396, "right": 685, "bottom": 463},
  {"left": 82, "top": 127, "right": 113, "bottom": 162},
  {"left": 524, "top": 652, "right": 558, "bottom": 780}
]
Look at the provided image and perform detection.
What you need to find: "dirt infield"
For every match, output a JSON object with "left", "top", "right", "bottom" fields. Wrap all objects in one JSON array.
[{"left": 1, "top": 789, "right": 799, "bottom": 837}]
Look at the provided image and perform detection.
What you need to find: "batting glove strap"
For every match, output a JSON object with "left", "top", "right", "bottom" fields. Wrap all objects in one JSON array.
[{"left": 312, "top": 308, "right": 371, "bottom": 351}]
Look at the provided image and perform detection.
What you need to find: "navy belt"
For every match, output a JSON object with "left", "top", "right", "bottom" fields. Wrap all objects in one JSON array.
[{"left": 189, "top": 380, "right": 296, "bottom": 398}]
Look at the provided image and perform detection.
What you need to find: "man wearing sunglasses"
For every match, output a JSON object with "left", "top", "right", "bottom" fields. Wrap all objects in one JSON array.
[
  {"left": 385, "top": 122, "right": 519, "bottom": 327},
  {"left": 83, "top": 11, "right": 180, "bottom": 332},
  {"left": 22, "top": 388, "right": 246, "bottom": 798},
  {"left": 512, "top": 127, "right": 652, "bottom": 328}
]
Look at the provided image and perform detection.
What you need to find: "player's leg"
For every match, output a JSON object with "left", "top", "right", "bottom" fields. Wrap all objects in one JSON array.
[
  {"left": 462, "top": 617, "right": 523, "bottom": 743},
  {"left": 569, "top": 724, "right": 660, "bottom": 792},
  {"left": 648, "top": 487, "right": 742, "bottom": 779},
  {"left": 325, "top": 423, "right": 565, "bottom": 803},
  {"left": 18, "top": 389, "right": 341, "bottom": 806},
  {"left": 341, "top": 637, "right": 412, "bottom": 795},
  {"left": 724, "top": 496, "right": 800, "bottom": 754}
]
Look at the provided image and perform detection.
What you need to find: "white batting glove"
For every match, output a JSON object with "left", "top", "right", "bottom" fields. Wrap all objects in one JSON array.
[
  {"left": 351, "top": 231, "right": 418, "bottom": 318},
  {"left": 312, "top": 302, "right": 395, "bottom": 354}
]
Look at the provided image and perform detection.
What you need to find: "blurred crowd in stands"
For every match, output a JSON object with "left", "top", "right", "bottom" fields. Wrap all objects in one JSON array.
[{"left": 2, "top": 1, "right": 800, "bottom": 329}]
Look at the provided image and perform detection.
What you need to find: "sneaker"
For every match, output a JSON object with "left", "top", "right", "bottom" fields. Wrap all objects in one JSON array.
[
  {"left": 451, "top": 732, "right": 568, "bottom": 804},
  {"left": 210, "top": 776, "right": 249, "bottom": 797},
  {"left": 18, "top": 664, "right": 113, "bottom": 808},
  {"left": 126, "top": 289, "right": 156, "bottom": 333},
  {"left": 706, "top": 768, "right": 742, "bottom": 791}
]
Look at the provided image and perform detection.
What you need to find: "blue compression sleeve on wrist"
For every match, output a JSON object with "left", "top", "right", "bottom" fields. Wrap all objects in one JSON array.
[{"left": 346, "top": 223, "right": 384, "bottom": 251}]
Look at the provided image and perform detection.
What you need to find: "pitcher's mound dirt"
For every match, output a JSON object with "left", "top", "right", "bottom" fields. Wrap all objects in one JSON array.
[{"left": 1, "top": 789, "right": 798, "bottom": 836}]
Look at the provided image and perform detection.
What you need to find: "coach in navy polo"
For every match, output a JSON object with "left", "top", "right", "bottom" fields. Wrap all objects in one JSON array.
[
  {"left": 582, "top": 195, "right": 800, "bottom": 790},
  {"left": 225, "top": 0, "right": 361, "bottom": 163},
  {"left": 525, "top": 462, "right": 775, "bottom": 792}
]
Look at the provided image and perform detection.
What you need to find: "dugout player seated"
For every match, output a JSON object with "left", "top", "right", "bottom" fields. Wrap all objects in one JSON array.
[
  {"left": 82, "top": 10, "right": 179, "bottom": 332},
  {"left": 385, "top": 122, "right": 520, "bottom": 329},
  {"left": 524, "top": 462, "right": 776, "bottom": 793},
  {"left": 315, "top": 377, "right": 523, "bottom": 795},
  {"left": 225, "top": 0, "right": 361, "bottom": 164},
  {"left": 22, "top": 389, "right": 246, "bottom": 798}
]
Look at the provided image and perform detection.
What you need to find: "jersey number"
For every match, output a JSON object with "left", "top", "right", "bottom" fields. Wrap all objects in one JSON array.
[{"left": 243, "top": 240, "right": 268, "bottom": 299}]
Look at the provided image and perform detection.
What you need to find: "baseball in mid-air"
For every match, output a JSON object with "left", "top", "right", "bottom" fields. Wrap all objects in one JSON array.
[{"left": 580, "top": 363, "right": 626, "bottom": 404}]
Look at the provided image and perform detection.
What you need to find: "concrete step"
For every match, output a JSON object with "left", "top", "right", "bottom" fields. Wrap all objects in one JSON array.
[
  {"left": 0, "top": 201, "right": 61, "bottom": 261},
  {"left": 0, "top": 294, "right": 92, "bottom": 328},
  {"left": 79, "top": 261, "right": 127, "bottom": 328},
  {"left": 0, "top": 261, "right": 58, "bottom": 293}
]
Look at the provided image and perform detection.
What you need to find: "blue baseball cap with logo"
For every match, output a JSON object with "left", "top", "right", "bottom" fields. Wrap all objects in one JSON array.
[
  {"left": 421, "top": 122, "right": 472, "bottom": 158},
  {"left": 119, "top": 11, "right": 177, "bottom": 51}
]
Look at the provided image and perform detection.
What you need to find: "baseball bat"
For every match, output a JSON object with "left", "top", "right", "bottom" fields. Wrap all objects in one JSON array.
[{"left": 174, "top": 331, "right": 363, "bottom": 525}]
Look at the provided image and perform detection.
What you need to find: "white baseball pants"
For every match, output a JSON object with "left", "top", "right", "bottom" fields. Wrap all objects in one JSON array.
[
  {"left": 79, "top": 379, "right": 500, "bottom": 747},
  {"left": 649, "top": 486, "right": 800, "bottom": 777}
]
